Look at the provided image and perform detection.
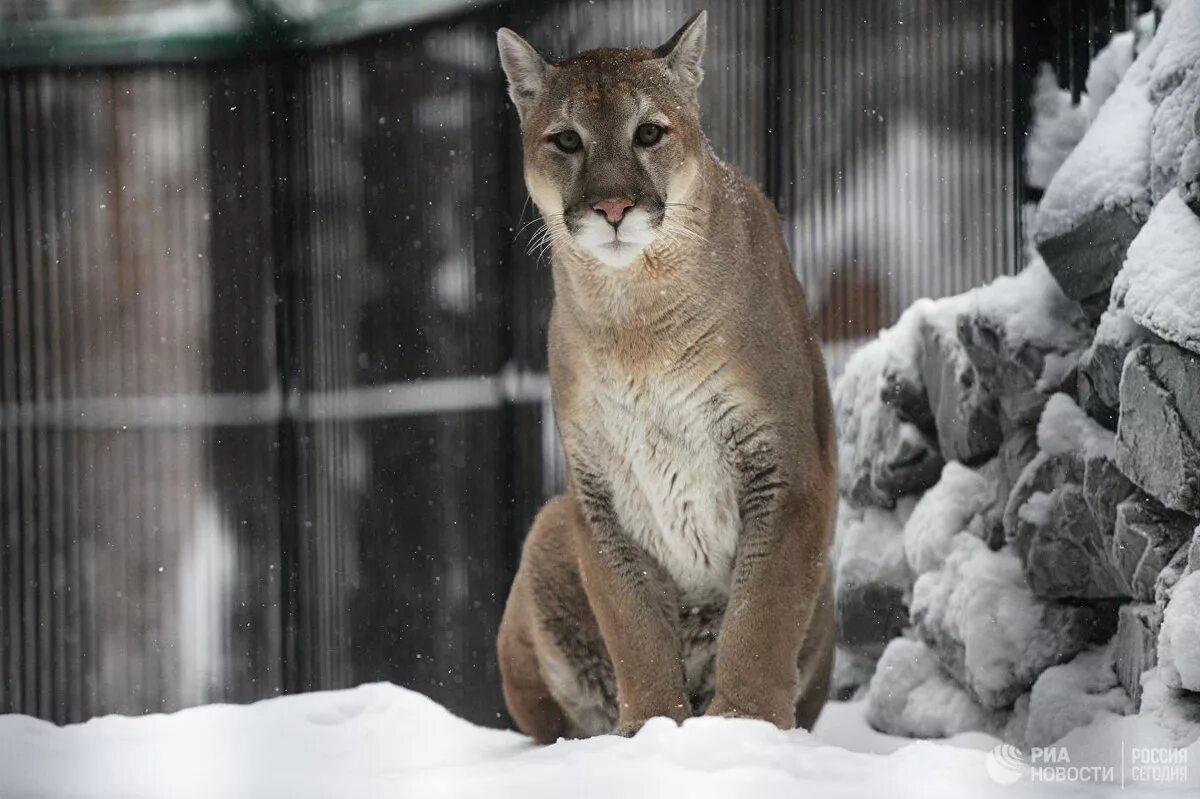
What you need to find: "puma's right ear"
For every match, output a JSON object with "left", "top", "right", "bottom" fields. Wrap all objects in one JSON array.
[
  {"left": 497, "top": 28, "right": 549, "bottom": 121},
  {"left": 655, "top": 10, "right": 707, "bottom": 94}
]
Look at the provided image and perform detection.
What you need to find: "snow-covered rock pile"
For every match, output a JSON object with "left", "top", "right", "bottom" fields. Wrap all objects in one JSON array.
[{"left": 832, "top": 0, "right": 1200, "bottom": 752}]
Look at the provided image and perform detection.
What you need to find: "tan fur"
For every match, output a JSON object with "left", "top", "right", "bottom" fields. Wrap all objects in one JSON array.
[{"left": 496, "top": 11, "right": 836, "bottom": 739}]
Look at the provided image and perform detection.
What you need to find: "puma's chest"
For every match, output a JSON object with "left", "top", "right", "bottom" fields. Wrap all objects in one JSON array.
[{"left": 585, "top": 375, "right": 742, "bottom": 602}]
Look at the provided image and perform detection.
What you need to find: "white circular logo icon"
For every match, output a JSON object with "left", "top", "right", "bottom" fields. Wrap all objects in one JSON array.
[{"left": 986, "top": 744, "right": 1028, "bottom": 785}]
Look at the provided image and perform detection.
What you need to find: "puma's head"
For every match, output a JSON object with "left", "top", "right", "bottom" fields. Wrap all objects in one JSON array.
[{"left": 497, "top": 11, "right": 708, "bottom": 268}]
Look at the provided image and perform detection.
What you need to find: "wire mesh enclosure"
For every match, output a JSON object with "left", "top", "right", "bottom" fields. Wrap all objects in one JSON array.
[{"left": 0, "top": 0, "right": 1130, "bottom": 727}]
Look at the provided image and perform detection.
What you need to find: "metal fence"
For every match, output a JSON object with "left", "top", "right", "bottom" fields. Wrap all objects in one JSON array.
[{"left": 0, "top": 0, "right": 1119, "bottom": 727}]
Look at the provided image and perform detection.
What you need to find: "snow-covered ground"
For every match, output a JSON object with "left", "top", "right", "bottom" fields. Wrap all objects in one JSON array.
[{"left": 1, "top": 683, "right": 1195, "bottom": 798}]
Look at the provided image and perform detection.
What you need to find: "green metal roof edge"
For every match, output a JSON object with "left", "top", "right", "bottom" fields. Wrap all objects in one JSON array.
[{"left": 0, "top": 0, "right": 500, "bottom": 69}]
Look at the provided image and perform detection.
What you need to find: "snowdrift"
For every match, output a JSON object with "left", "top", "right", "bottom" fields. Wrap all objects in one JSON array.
[{"left": 1, "top": 682, "right": 1197, "bottom": 798}]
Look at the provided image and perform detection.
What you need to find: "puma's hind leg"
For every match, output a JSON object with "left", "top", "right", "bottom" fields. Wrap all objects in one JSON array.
[
  {"left": 498, "top": 496, "right": 617, "bottom": 741},
  {"left": 497, "top": 587, "right": 567, "bottom": 743}
]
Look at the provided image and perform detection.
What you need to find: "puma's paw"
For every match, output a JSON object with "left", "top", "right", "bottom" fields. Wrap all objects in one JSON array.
[
  {"left": 614, "top": 718, "right": 649, "bottom": 737},
  {"left": 704, "top": 693, "right": 796, "bottom": 730},
  {"left": 614, "top": 709, "right": 687, "bottom": 737}
]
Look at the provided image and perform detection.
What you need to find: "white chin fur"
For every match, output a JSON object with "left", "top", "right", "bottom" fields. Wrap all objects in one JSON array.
[{"left": 573, "top": 207, "right": 656, "bottom": 268}]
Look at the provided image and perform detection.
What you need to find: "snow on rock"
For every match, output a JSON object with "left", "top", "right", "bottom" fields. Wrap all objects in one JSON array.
[
  {"left": 1115, "top": 342, "right": 1200, "bottom": 516},
  {"left": 910, "top": 534, "right": 1107, "bottom": 710},
  {"left": 1110, "top": 189, "right": 1200, "bottom": 355},
  {"left": 1036, "top": 0, "right": 1200, "bottom": 309},
  {"left": 1147, "top": 0, "right": 1200, "bottom": 199},
  {"left": 917, "top": 260, "right": 1088, "bottom": 464},
  {"left": 835, "top": 500, "right": 916, "bottom": 659},
  {"left": 835, "top": 305, "right": 944, "bottom": 508},
  {"left": 1037, "top": 392, "right": 1116, "bottom": 461},
  {"left": 865, "top": 637, "right": 1009, "bottom": 739},
  {"left": 1159, "top": 570, "right": 1200, "bottom": 692},
  {"left": 1138, "top": 669, "right": 1200, "bottom": 747},
  {"left": 970, "top": 429, "right": 1041, "bottom": 549},
  {"left": 1148, "top": 0, "right": 1200, "bottom": 102},
  {"left": 1025, "top": 66, "right": 1093, "bottom": 191},
  {"left": 1025, "top": 33, "right": 1137, "bottom": 191},
  {"left": 903, "top": 463, "right": 993, "bottom": 575},
  {"left": 1004, "top": 395, "right": 1134, "bottom": 600},
  {"left": 972, "top": 260, "right": 1092, "bottom": 353},
  {"left": 835, "top": 261, "right": 1090, "bottom": 506},
  {"left": 958, "top": 260, "right": 1093, "bottom": 431},
  {"left": 1023, "top": 643, "right": 1135, "bottom": 749},
  {"left": 918, "top": 296, "right": 1003, "bottom": 464},
  {"left": 1086, "top": 31, "right": 1139, "bottom": 118},
  {"left": 1049, "top": 680, "right": 1200, "bottom": 788},
  {"left": 1033, "top": 23, "right": 1158, "bottom": 302},
  {"left": 1150, "top": 60, "right": 1200, "bottom": 201}
]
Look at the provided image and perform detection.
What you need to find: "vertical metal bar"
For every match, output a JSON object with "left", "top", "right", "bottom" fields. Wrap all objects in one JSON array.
[{"left": 0, "top": 73, "right": 18, "bottom": 717}]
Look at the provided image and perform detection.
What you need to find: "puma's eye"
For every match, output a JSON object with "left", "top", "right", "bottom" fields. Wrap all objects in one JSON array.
[
  {"left": 635, "top": 123, "right": 664, "bottom": 147},
  {"left": 551, "top": 130, "right": 582, "bottom": 153}
]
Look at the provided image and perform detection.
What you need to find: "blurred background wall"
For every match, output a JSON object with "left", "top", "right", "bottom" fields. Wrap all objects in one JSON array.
[{"left": 0, "top": 0, "right": 1150, "bottom": 727}]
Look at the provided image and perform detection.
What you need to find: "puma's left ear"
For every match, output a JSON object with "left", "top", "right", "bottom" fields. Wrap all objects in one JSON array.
[
  {"left": 497, "top": 28, "right": 550, "bottom": 121},
  {"left": 655, "top": 10, "right": 707, "bottom": 93}
]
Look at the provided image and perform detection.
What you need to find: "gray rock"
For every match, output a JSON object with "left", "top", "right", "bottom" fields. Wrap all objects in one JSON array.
[
  {"left": 873, "top": 419, "right": 946, "bottom": 502},
  {"left": 973, "top": 428, "right": 1040, "bottom": 550},
  {"left": 1025, "top": 485, "right": 1130, "bottom": 600},
  {"left": 831, "top": 646, "right": 877, "bottom": 702},
  {"left": 881, "top": 369, "right": 936, "bottom": 436},
  {"left": 837, "top": 580, "right": 909, "bottom": 659},
  {"left": 841, "top": 409, "right": 944, "bottom": 510},
  {"left": 958, "top": 314, "right": 1044, "bottom": 431},
  {"left": 1083, "top": 448, "right": 1139, "bottom": 539},
  {"left": 1113, "top": 604, "right": 1162, "bottom": 708},
  {"left": 1116, "top": 344, "right": 1200, "bottom": 516},
  {"left": 1111, "top": 494, "right": 1196, "bottom": 601},
  {"left": 1078, "top": 289, "right": 1114, "bottom": 325},
  {"left": 834, "top": 504, "right": 914, "bottom": 659},
  {"left": 1036, "top": 205, "right": 1144, "bottom": 311},
  {"left": 836, "top": 339, "right": 944, "bottom": 509},
  {"left": 919, "top": 318, "right": 1001, "bottom": 464},
  {"left": 1004, "top": 452, "right": 1131, "bottom": 600},
  {"left": 1077, "top": 316, "right": 1156, "bottom": 430}
]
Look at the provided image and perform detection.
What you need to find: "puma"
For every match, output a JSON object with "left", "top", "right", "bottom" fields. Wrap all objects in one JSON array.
[{"left": 495, "top": 10, "right": 836, "bottom": 742}]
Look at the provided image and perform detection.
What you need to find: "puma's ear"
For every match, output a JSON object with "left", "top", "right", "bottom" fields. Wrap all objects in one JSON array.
[
  {"left": 497, "top": 28, "right": 549, "bottom": 120},
  {"left": 655, "top": 10, "right": 707, "bottom": 93}
]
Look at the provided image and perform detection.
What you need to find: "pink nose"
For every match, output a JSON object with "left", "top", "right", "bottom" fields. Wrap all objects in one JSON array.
[{"left": 592, "top": 197, "right": 635, "bottom": 224}]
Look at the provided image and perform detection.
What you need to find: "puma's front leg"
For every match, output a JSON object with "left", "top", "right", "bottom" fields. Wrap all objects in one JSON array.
[
  {"left": 570, "top": 480, "right": 688, "bottom": 735},
  {"left": 708, "top": 482, "right": 834, "bottom": 729}
]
